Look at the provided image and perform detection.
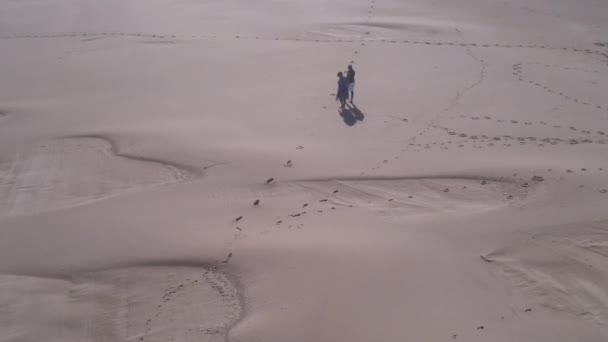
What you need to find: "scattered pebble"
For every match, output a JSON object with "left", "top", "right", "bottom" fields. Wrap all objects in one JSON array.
[
  {"left": 235, "top": 216, "right": 243, "bottom": 222},
  {"left": 265, "top": 177, "right": 275, "bottom": 184},
  {"left": 253, "top": 199, "right": 260, "bottom": 206}
]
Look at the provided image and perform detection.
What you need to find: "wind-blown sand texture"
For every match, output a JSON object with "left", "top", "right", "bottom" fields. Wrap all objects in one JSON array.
[{"left": 1, "top": 0, "right": 608, "bottom": 341}]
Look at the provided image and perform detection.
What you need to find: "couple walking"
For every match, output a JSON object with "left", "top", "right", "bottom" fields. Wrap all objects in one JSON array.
[{"left": 336, "top": 65, "right": 355, "bottom": 110}]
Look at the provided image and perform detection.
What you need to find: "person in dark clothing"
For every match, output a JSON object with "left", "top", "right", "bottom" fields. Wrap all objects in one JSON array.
[
  {"left": 346, "top": 65, "right": 355, "bottom": 102},
  {"left": 336, "top": 72, "right": 349, "bottom": 110}
]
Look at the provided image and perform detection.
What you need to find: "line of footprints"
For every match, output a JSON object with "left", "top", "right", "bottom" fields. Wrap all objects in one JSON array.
[
  {"left": 512, "top": 63, "right": 608, "bottom": 112},
  {"left": 382, "top": 113, "right": 608, "bottom": 154},
  {"left": 1, "top": 31, "right": 607, "bottom": 56}
]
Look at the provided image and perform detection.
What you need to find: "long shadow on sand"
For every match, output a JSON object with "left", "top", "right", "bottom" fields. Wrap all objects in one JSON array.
[{"left": 339, "top": 103, "right": 365, "bottom": 126}]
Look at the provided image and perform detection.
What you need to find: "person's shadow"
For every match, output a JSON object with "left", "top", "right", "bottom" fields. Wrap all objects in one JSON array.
[{"left": 339, "top": 103, "right": 365, "bottom": 126}]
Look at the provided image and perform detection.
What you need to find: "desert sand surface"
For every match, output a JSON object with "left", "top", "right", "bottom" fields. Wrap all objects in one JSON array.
[{"left": 1, "top": 0, "right": 608, "bottom": 341}]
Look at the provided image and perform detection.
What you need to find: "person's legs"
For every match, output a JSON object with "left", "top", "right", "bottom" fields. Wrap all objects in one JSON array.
[
  {"left": 348, "top": 82, "right": 355, "bottom": 102},
  {"left": 340, "top": 97, "right": 346, "bottom": 109}
]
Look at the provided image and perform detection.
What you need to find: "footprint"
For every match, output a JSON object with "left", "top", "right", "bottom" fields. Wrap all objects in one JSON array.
[{"left": 221, "top": 252, "right": 233, "bottom": 263}]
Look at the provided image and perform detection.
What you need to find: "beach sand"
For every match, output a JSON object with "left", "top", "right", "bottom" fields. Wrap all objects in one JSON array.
[{"left": 1, "top": 0, "right": 608, "bottom": 341}]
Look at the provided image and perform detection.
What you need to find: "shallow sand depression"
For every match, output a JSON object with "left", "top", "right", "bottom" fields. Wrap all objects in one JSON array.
[
  {"left": 0, "top": 136, "right": 196, "bottom": 216},
  {"left": 0, "top": 266, "right": 243, "bottom": 342},
  {"left": 1, "top": 0, "right": 608, "bottom": 341}
]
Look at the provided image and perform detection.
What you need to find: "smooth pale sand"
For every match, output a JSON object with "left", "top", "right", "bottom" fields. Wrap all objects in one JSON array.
[{"left": 1, "top": 0, "right": 608, "bottom": 341}]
